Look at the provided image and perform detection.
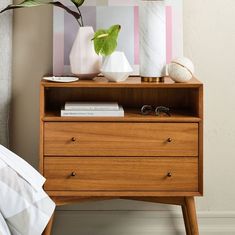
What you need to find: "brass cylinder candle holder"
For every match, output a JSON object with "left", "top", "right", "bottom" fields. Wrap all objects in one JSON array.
[{"left": 141, "top": 77, "right": 165, "bottom": 83}]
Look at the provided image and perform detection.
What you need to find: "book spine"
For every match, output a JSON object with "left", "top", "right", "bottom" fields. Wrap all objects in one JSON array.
[
  {"left": 61, "top": 110, "right": 124, "bottom": 117},
  {"left": 64, "top": 106, "right": 119, "bottom": 111}
]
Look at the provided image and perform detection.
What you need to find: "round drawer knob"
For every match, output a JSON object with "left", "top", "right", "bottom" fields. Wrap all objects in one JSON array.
[
  {"left": 71, "top": 172, "right": 76, "bottom": 177},
  {"left": 167, "top": 172, "right": 172, "bottom": 178},
  {"left": 71, "top": 137, "right": 76, "bottom": 142},
  {"left": 167, "top": 138, "right": 172, "bottom": 143}
]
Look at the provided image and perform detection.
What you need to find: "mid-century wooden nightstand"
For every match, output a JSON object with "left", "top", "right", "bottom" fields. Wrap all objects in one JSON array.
[{"left": 40, "top": 76, "right": 203, "bottom": 235}]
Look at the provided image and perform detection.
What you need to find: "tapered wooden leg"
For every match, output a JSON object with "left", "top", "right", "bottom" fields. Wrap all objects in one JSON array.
[
  {"left": 43, "top": 212, "right": 55, "bottom": 235},
  {"left": 182, "top": 204, "right": 192, "bottom": 235},
  {"left": 185, "top": 197, "right": 199, "bottom": 235}
]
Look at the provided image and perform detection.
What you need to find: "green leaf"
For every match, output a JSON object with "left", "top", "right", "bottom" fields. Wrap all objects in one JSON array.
[
  {"left": 108, "top": 24, "right": 121, "bottom": 40},
  {"left": 13, "top": 0, "right": 46, "bottom": 7},
  {"left": 92, "top": 25, "right": 121, "bottom": 56},
  {"left": 0, "top": 0, "right": 81, "bottom": 24},
  {"left": 71, "top": 0, "right": 85, "bottom": 8},
  {"left": 0, "top": 0, "right": 48, "bottom": 14}
]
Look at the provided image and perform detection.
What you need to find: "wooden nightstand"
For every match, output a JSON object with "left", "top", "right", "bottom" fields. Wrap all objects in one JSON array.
[{"left": 40, "top": 76, "right": 203, "bottom": 235}]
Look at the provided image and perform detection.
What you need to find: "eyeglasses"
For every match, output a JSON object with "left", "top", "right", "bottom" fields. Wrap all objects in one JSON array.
[{"left": 141, "top": 105, "right": 171, "bottom": 117}]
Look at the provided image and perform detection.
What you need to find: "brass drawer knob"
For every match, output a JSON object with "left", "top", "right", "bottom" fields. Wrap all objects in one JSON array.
[
  {"left": 167, "top": 138, "right": 172, "bottom": 143},
  {"left": 71, "top": 172, "right": 76, "bottom": 177},
  {"left": 167, "top": 172, "right": 172, "bottom": 178},
  {"left": 71, "top": 137, "right": 76, "bottom": 142}
]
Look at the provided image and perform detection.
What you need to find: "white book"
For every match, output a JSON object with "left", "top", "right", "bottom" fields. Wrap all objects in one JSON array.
[
  {"left": 65, "top": 102, "right": 119, "bottom": 111},
  {"left": 61, "top": 106, "right": 124, "bottom": 117}
]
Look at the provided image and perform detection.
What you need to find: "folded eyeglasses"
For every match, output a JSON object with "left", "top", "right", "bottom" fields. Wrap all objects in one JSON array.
[{"left": 141, "top": 105, "right": 171, "bottom": 117}]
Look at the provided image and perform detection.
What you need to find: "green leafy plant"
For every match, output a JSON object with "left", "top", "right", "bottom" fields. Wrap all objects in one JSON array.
[
  {"left": 0, "top": 0, "right": 85, "bottom": 27},
  {"left": 92, "top": 24, "right": 121, "bottom": 56}
]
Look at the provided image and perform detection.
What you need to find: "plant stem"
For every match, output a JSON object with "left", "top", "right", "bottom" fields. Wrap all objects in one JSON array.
[
  {"left": 49, "top": 2, "right": 82, "bottom": 26},
  {"left": 77, "top": 8, "right": 84, "bottom": 27},
  {"left": 76, "top": 19, "right": 82, "bottom": 27},
  {"left": 0, "top": 5, "right": 23, "bottom": 14}
]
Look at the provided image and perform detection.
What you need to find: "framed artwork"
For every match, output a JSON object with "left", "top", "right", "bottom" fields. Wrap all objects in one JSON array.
[{"left": 53, "top": 0, "right": 183, "bottom": 75}]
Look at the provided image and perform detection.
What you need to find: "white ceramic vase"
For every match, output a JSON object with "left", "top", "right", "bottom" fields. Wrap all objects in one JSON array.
[
  {"left": 101, "top": 51, "right": 133, "bottom": 82},
  {"left": 70, "top": 26, "right": 101, "bottom": 79},
  {"left": 139, "top": 0, "right": 166, "bottom": 78}
]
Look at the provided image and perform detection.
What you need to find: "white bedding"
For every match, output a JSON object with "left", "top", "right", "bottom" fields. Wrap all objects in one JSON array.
[
  {"left": 0, "top": 145, "right": 46, "bottom": 191},
  {"left": 0, "top": 211, "right": 11, "bottom": 235},
  {"left": 0, "top": 146, "right": 55, "bottom": 235}
]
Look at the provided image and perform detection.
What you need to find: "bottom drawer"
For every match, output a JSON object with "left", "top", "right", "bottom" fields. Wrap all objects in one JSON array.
[{"left": 44, "top": 157, "right": 198, "bottom": 192}]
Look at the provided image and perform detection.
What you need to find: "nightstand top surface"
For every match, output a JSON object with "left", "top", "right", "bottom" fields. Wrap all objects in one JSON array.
[{"left": 41, "top": 76, "right": 202, "bottom": 88}]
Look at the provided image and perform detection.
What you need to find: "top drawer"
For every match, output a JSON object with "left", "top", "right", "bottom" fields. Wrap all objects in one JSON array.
[{"left": 44, "top": 122, "right": 198, "bottom": 157}]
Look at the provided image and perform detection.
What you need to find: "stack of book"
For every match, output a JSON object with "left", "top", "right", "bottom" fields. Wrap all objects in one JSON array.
[{"left": 61, "top": 102, "right": 124, "bottom": 117}]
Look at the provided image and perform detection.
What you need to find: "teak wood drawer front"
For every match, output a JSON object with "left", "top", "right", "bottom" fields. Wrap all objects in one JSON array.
[
  {"left": 44, "top": 122, "right": 198, "bottom": 157},
  {"left": 44, "top": 157, "right": 198, "bottom": 192}
]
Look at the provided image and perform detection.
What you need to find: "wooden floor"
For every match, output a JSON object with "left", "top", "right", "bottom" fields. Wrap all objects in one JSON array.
[{"left": 43, "top": 196, "right": 199, "bottom": 235}]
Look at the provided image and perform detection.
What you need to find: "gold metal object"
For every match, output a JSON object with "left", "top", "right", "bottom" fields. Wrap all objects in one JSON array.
[{"left": 141, "top": 77, "right": 165, "bottom": 83}]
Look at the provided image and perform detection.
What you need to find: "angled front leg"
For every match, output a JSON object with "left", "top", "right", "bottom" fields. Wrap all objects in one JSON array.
[
  {"left": 184, "top": 197, "right": 199, "bottom": 235},
  {"left": 182, "top": 204, "right": 192, "bottom": 235}
]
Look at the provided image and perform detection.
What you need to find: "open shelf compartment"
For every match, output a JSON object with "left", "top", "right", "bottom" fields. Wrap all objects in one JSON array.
[{"left": 41, "top": 77, "right": 202, "bottom": 123}]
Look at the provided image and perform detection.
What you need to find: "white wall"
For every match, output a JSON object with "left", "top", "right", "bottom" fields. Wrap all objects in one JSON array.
[
  {"left": 184, "top": 0, "right": 235, "bottom": 212},
  {"left": 11, "top": 0, "right": 235, "bottom": 234}
]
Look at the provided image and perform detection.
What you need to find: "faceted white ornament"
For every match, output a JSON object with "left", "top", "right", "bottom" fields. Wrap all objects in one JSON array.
[
  {"left": 70, "top": 26, "right": 102, "bottom": 79},
  {"left": 101, "top": 51, "right": 133, "bottom": 82}
]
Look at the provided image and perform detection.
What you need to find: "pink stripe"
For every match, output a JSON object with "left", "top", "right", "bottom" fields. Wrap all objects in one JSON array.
[
  {"left": 166, "top": 6, "right": 173, "bottom": 63},
  {"left": 134, "top": 6, "right": 139, "bottom": 65}
]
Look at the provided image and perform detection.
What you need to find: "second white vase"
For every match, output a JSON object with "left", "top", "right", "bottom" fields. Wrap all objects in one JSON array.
[
  {"left": 70, "top": 26, "right": 101, "bottom": 79},
  {"left": 101, "top": 51, "right": 133, "bottom": 82}
]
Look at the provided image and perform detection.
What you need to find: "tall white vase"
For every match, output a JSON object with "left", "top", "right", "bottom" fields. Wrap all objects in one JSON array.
[
  {"left": 70, "top": 26, "right": 101, "bottom": 79},
  {"left": 139, "top": 0, "right": 166, "bottom": 78}
]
